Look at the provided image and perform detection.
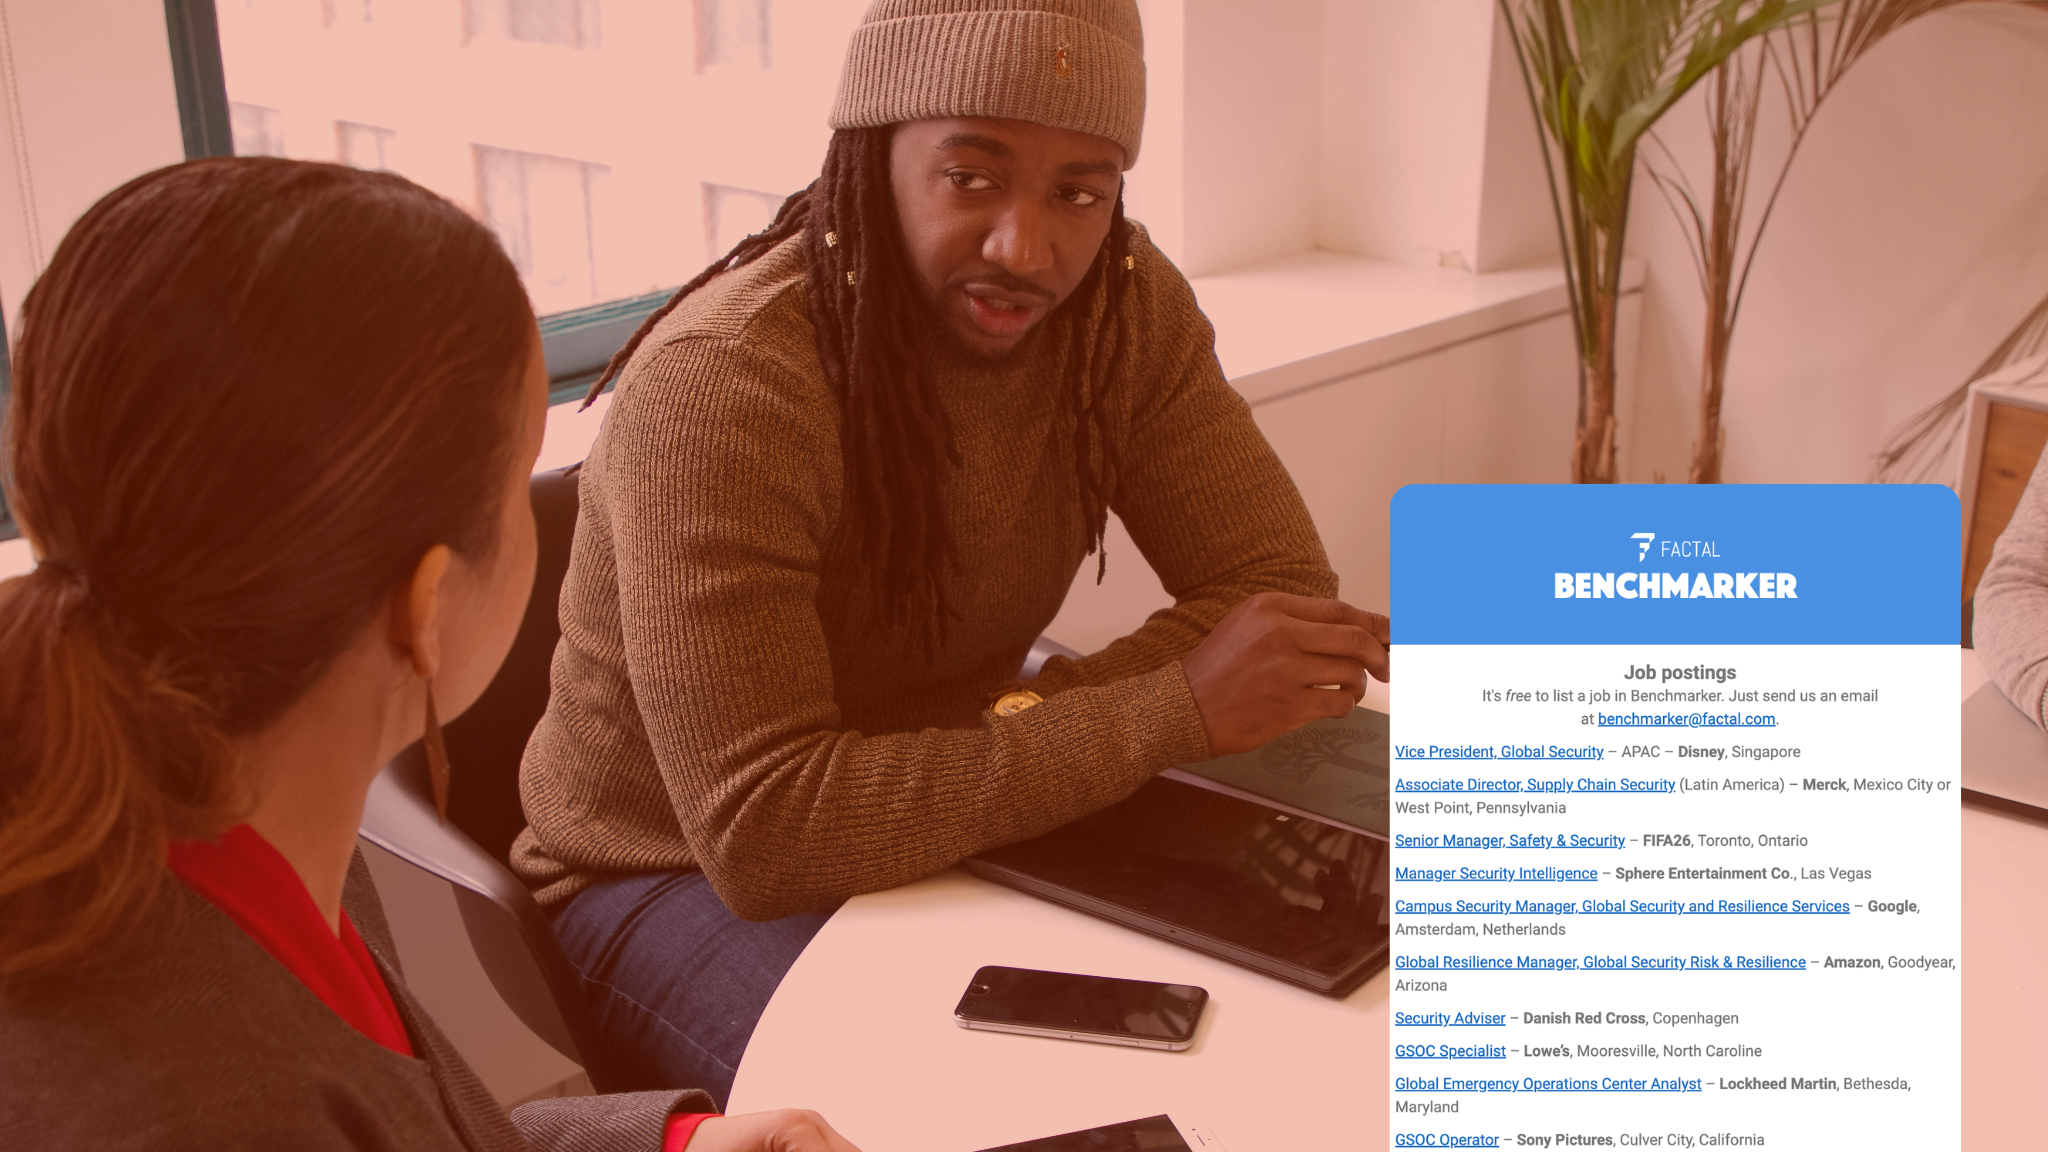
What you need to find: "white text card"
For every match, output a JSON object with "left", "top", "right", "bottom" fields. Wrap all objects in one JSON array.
[{"left": 1389, "top": 485, "right": 1959, "bottom": 1151}]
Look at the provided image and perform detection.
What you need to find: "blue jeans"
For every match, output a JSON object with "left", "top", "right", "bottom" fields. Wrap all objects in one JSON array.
[{"left": 551, "top": 870, "right": 835, "bottom": 1107}]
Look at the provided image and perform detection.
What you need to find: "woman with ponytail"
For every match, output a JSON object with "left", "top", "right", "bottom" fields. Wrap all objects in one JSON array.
[{"left": 0, "top": 158, "right": 857, "bottom": 1152}]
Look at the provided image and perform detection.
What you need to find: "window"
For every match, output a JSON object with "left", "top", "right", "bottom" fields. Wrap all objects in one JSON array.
[
  {"left": 696, "top": 0, "right": 770, "bottom": 70},
  {"left": 230, "top": 102, "right": 284, "bottom": 157},
  {"left": 211, "top": 0, "right": 864, "bottom": 401},
  {"left": 476, "top": 146, "right": 609, "bottom": 315},
  {"left": 336, "top": 121, "right": 394, "bottom": 170},
  {"left": 704, "top": 184, "right": 788, "bottom": 261},
  {"left": 470, "top": 0, "right": 603, "bottom": 49}
]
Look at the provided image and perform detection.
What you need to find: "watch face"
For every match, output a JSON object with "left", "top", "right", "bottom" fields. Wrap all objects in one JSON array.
[{"left": 994, "top": 690, "right": 1044, "bottom": 717}]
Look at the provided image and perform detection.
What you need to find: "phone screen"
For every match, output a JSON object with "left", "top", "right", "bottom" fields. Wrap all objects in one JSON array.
[
  {"left": 976, "top": 1114, "right": 1192, "bottom": 1152},
  {"left": 955, "top": 965, "right": 1207, "bottom": 1042}
]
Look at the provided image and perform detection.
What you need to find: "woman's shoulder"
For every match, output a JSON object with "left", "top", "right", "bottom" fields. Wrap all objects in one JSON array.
[{"left": 0, "top": 891, "right": 465, "bottom": 1150}]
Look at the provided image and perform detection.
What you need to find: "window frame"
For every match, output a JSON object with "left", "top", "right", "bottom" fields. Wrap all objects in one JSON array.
[
  {"left": 538, "top": 287, "right": 676, "bottom": 406},
  {"left": 1, "top": 306, "right": 13, "bottom": 541}
]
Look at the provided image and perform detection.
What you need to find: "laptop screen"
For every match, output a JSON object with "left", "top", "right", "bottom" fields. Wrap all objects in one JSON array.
[{"left": 971, "top": 776, "right": 1390, "bottom": 989}]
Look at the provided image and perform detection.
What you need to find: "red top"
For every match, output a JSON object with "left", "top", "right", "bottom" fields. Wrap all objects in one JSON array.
[
  {"left": 168, "top": 824, "right": 414, "bottom": 1058},
  {"left": 663, "top": 1113, "right": 718, "bottom": 1150}
]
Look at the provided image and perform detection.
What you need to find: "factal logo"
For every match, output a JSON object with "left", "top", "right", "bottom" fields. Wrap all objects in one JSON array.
[{"left": 1632, "top": 532, "right": 1655, "bottom": 562}]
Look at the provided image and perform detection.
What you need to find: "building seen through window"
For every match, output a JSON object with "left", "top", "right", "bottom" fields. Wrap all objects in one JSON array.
[
  {"left": 215, "top": 0, "right": 862, "bottom": 325},
  {"left": 478, "top": 146, "right": 609, "bottom": 314},
  {"left": 322, "top": 0, "right": 372, "bottom": 26},
  {"left": 336, "top": 121, "right": 395, "bottom": 170},
  {"left": 469, "top": 0, "right": 602, "bottom": 49},
  {"left": 230, "top": 102, "right": 286, "bottom": 157},
  {"left": 704, "top": 183, "right": 786, "bottom": 262},
  {"left": 697, "top": 0, "right": 770, "bottom": 70}
]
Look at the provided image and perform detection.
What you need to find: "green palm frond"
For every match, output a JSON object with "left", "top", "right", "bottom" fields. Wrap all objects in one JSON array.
[
  {"left": 1509, "top": 0, "right": 1820, "bottom": 336},
  {"left": 1631, "top": 0, "right": 2048, "bottom": 482},
  {"left": 1500, "top": 0, "right": 1820, "bottom": 481}
]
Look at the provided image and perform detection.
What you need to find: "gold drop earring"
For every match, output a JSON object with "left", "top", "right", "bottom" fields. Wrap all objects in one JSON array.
[{"left": 423, "top": 678, "right": 451, "bottom": 824}]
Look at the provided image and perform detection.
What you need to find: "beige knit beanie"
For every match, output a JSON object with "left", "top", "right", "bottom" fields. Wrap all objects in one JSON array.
[{"left": 829, "top": 0, "right": 1146, "bottom": 169}]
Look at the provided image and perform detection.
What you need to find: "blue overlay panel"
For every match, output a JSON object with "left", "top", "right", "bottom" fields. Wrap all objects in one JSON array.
[{"left": 1390, "top": 485, "right": 1958, "bottom": 645}]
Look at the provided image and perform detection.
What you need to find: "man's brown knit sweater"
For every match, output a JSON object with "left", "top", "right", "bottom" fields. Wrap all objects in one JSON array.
[{"left": 511, "top": 227, "right": 1337, "bottom": 919}]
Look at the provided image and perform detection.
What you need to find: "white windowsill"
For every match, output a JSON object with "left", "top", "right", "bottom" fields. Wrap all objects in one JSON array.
[
  {"left": 0, "top": 249, "right": 1636, "bottom": 584},
  {"left": 1191, "top": 249, "right": 1643, "bottom": 408}
]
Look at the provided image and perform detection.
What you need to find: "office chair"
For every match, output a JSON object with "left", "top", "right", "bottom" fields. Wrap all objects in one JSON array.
[
  {"left": 356, "top": 464, "right": 632, "bottom": 1087},
  {"left": 1022, "top": 632, "right": 1080, "bottom": 677}
]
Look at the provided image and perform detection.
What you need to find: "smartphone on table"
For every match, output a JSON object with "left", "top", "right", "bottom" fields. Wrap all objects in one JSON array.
[
  {"left": 974, "top": 1113, "right": 1226, "bottom": 1151},
  {"left": 953, "top": 964, "right": 1209, "bottom": 1051}
]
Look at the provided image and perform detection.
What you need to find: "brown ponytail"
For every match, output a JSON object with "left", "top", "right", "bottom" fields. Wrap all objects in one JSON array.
[
  {"left": 0, "top": 158, "right": 531, "bottom": 981},
  {"left": 0, "top": 566, "right": 232, "bottom": 978}
]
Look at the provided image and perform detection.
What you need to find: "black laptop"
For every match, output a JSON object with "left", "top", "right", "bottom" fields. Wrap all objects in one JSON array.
[{"left": 964, "top": 712, "right": 1390, "bottom": 997}]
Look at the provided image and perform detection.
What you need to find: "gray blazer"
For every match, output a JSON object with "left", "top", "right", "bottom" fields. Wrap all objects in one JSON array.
[{"left": 0, "top": 851, "right": 713, "bottom": 1150}]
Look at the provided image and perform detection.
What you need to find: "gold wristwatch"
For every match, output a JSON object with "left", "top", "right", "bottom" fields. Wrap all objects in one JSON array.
[
  {"left": 991, "top": 689, "right": 1044, "bottom": 716},
  {"left": 986, "top": 678, "right": 1046, "bottom": 717}
]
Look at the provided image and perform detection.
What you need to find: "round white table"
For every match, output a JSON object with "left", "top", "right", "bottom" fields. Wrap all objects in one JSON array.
[
  {"left": 1961, "top": 802, "right": 2048, "bottom": 1146},
  {"left": 1957, "top": 651, "right": 2048, "bottom": 1146},
  {"left": 726, "top": 867, "right": 1385, "bottom": 1151}
]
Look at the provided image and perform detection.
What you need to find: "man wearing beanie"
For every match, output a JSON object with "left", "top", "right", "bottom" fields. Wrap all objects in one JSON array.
[{"left": 513, "top": 0, "right": 1390, "bottom": 1100}]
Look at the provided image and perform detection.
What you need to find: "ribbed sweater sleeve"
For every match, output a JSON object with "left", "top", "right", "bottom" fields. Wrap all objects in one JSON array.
[
  {"left": 1975, "top": 449, "right": 2048, "bottom": 729},
  {"left": 1027, "top": 240, "right": 1336, "bottom": 696}
]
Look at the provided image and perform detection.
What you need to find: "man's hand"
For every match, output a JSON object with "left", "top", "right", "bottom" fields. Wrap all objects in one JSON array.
[
  {"left": 684, "top": 1110, "right": 863, "bottom": 1152},
  {"left": 1179, "top": 593, "right": 1391, "bottom": 757}
]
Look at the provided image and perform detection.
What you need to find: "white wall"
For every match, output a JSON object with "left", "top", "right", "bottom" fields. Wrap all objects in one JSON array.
[
  {"left": 1316, "top": 0, "right": 1495, "bottom": 269},
  {"left": 1123, "top": 0, "right": 1186, "bottom": 260},
  {"left": 1177, "top": 0, "right": 1323, "bottom": 276},
  {"left": 1624, "top": 5, "right": 2048, "bottom": 484},
  {"left": 1144, "top": 0, "right": 1551, "bottom": 278},
  {"left": 1315, "top": 0, "right": 1553, "bottom": 272},
  {"left": 1472, "top": 7, "right": 1557, "bottom": 273}
]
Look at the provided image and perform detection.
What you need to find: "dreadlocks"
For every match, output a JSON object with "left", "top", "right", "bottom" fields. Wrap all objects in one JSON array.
[{"left": 584, "top": 126, "right": 1135, "bottom": 651}]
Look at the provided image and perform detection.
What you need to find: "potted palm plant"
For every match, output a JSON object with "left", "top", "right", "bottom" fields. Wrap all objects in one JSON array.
[
  {"left": 1498, "top": 0, "right": 1819, "bottom": 482},
  {"left": 1645, "top": 0, "right": 2042, "bottom": 483}
]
